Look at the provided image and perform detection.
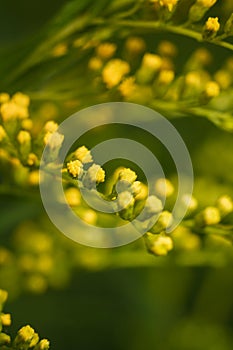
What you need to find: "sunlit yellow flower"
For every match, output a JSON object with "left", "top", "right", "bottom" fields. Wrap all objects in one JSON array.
[
  {"left": 44, "top": 120, "right": 58, "bottom": 133},
  {"left": 0, "top": 101, "right": 28, "bottom": 121},
  {"left": 102, "top": 59, "right": 130, "bottom": 88},
  {"left": 74, "top": 146, "right": 93, "bottom": 163},
  {"left": 142, "top": 53, "right": 162, "bottom": 71},
  {"left": 118, "top": 77, "right": 136, "bottom": 97},
  {"left": 67, "top": 160, "right": 83, "bottom": 178},
  {"left": 158, "top": 69, "right": 175, "bottom": 85},
  {"left": 17, "top": 130, "right": 31, "bottom": 144},
  {"left": 1, "top": 313, "right": 11, "bottom": 326},
  {"left": 12, "top": 92, "right": 30, "bottom": 107},
  {"left": 204, "top": 81, "right": 220, "bottom": 98}
]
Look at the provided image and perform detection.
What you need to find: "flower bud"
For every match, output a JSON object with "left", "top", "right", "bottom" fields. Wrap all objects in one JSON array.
[{"left": 203, "top": 17, "right": 220, "bottom": 40}]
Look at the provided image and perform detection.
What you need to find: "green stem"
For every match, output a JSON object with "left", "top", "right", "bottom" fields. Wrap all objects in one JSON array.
[{"left": 94, "top": 18, "right": 233, "bottom": 52}]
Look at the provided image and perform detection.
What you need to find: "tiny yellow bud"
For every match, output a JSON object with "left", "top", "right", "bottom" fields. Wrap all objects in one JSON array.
[
  {"left": 74, "top": 146, "right": 93, "bottom": 163},
  {"left": 196, "top": 206, "right": 221, "bottom": 226},
  {"left": 216, "top": 195, "right": 233, "bottom": 216},
  {"left": 96, "top": 42, "right": 117, "bottom": 59},
  {"left": 142, "top": 53, "right": 162, "bottom": 71},
  {"left": 185, "top": 71, "right": 202, "bottom": 88},
  {"left": 65, "top": 187, "right": 81, "bottom": 207},
  {"left": 15, "top": 325, "right": 35, "bottom": 343},
  {"left": 12, "top": 92, "right": 30, "bottom": 107},
  {"left": 119, "top": 168, "right": 137, "bottom": 184},
  {"left": 203, "top": 17, "right": 220, "bottom": 39},
  {"left": 204, "top": 81, "right": 220, "bottom": 98},
  {"left": 88, "top": 57, "right": 103, "bottom": 71},
  {"left": 0, "top": 313, "right": 11, "bottom": 326},
  {"left": 44, "top": 120, "right": 58, "bottom": 133},
  {"left": 28, "top": 170, "right": 40, "bottom": 186},
  {"left": 34, "top": 339, "right": 50, "bottom": 350},
  {"left": 0, "top": 101, "right": 28, "bottom": 121},
  {"left": 21, "top": 118, "right": 33, "bottom": 130},
  {"left": 17, "top": 130, "right": 31, "bottom": 144},
  {"left": 155, "top": 178, "right": 174, "bottom": 198},
  {"left": 118, "top": 77, "right": 136, "bottom": 97},
  {"left": 158, "top": 69, "right": 175, "bottom": 85},
  {"left": 81, "top": 209, "right": 98, "bottom": 225},
  {"left": 102, "top": 59, "right": 130, "bottom": 88},
  {"left": 67, "top": 160, "right": 83, "bottom": 178},
  {"left": 27, "top": 153, "right": 38, "bottom": 166},
  {"left": 147, "top": 233, "right": 173, "bottom": 256}
]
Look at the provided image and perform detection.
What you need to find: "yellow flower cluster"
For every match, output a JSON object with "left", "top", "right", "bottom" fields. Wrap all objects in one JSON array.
[{"left": 0, "top": 92, "right": 30, "bottom": 121}]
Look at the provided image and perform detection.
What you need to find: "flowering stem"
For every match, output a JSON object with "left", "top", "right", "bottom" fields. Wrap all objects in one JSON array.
[{"left": 94, "top": 18, "right": 233, "bottom": 52}]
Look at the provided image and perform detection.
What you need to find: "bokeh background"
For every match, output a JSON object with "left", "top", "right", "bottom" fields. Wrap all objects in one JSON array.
[{"left": 1, "top": 1, "right": 233, "bottom": 349}]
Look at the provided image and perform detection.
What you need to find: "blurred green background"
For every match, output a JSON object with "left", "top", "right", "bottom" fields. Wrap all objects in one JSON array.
[{"left": 1, "top": 1, "right": 233, "bottom": 349}]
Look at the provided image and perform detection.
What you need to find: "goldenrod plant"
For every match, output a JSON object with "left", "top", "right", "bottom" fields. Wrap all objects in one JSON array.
[
  {"left": 1, "top": 1, "right": 233, "bottom": 348},
  {"left": 0, "top": 289, "right": 50, "bottom": 349}
]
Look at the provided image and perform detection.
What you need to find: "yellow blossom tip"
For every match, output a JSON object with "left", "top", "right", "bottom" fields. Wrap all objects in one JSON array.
[{"left": 67, "top": 160, "right": 83, "bottom": 178}]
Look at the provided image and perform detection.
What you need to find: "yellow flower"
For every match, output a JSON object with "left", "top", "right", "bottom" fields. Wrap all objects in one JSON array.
[
  {"left": 204, "top": 81, "right": 220, "bottom": 98},
  {"left": 216, "top": 195, "right": 233, "bottom": 216},
  {"left": 118, "top": 77, "right": 136, "bottom": 97},
  {"left": 65, "top": 187, "right": 81, "bottom": 207},
  {"left": 0, "top": 101, "right": 28, "bottom": 121},
  {"left": 74, "top": 146, "right": 93, "bottom": 163},
  {"left": 118, "top": 168, "right": 137, "bottom": 183},
  {"left": 67, "top": 160, "right": 83, "bottom": 178},
  {"left": 147, "top": 233, "right": 173, "bottom": 256},
  {"left": 44, "top": 120, "right": 58, "bottom": 133},
  {"left": 15, "top": 325, "right": 35, "bottom": 343},
  {"left": 96, "top": 42, "right": 117, "bottom": 59},
  {"left": 158, "top": 69, "right": 175, "bottom": 85},
  {"left": 17, "top": 130, "right": 31, "bottom": 144},
  {"left": 205, "top": 17, "right": 220, "bottom": 33},
  {"left": 102, "top": 59, "right": 130, "bottom": 88},
  {"left": 0, "top": 290, "right": 8, "bottom": 306},
  {"left": 142, "top": 53, "right": 162, "bottom": 71},
  {"left": 34, "top": 339, "right": 50, "bottom": 350},
  {"left": 28, "top": 170, "right": 40, "bottom": 186},
  {"left": 27, "top": 153, "right": 38, "bottom": 166},
  {"left": 12, "top": 92, "right": 30, "bottom": 107},
  {"left": 0, "top": 313, "right": 11, "bottom": 326},
  {"left": 88, "top": 57, "right": 103, "bottom": 71}
]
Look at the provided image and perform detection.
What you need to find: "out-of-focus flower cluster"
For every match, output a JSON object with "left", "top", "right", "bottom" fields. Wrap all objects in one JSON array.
[
  {"left": 0, "top": 289, "right": 50, "bottom": 349},
  {"left": 85, "top": 37, "right": 233, "bottom": 131}
]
